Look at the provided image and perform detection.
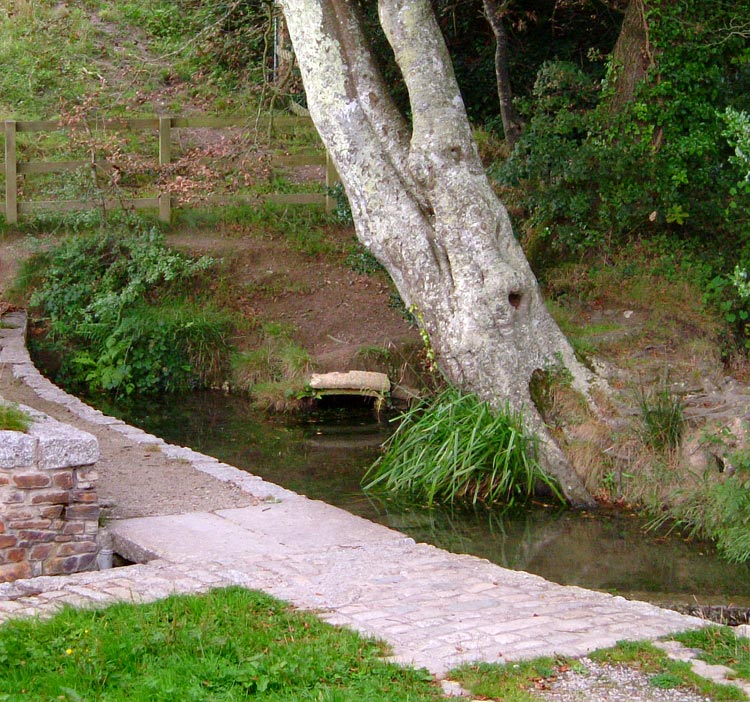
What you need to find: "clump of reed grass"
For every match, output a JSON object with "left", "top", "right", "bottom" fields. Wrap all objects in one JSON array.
[
  {"left": 364, "top": 387, "right": 562, "bottom": 507},
  {"left": 0, "top": 402, "right": 31, "bottom": 432},
  {"left": 638, "top": 384, "right": 684, "bottom": 451}
]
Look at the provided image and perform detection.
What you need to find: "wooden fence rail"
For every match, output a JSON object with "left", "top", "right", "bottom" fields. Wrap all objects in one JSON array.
[{"left": 1, "top": 115, "right": 337, "bottom": 224}]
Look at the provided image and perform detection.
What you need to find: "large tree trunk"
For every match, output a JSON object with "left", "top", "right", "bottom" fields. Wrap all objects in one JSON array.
[
  {"left": 278, "top": 0, "right": 596, "bottom": 507},
  {"left": 482, "top": 0, "right": 522, "bottom": 149}
]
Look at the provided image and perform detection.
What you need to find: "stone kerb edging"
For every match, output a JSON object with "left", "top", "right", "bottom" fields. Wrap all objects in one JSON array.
[{"left": 0, "top": 312, "right": 299, "bottom": 516}]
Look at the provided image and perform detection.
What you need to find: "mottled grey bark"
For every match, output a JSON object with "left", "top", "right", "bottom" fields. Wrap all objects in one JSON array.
[
  {"left": 278, "top": 0, "right": 596, "bottom": 506},
  {"left": 482, "top": 0, "right": 522, "bottom": 149}
]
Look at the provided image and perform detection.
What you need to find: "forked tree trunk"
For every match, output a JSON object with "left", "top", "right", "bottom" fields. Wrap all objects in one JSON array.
[{"left": 278, "top": 0, "right": 596, "bottom": 506}]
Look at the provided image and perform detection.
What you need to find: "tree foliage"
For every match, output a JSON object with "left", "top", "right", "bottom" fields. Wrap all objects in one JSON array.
[{"left": 498, "top": 0, "right": 750, "bottom": 264}]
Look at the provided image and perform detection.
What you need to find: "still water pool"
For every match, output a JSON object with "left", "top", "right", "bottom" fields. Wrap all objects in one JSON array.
[{"left": 98, "top": 390, "right": 750, "bottom": 606}]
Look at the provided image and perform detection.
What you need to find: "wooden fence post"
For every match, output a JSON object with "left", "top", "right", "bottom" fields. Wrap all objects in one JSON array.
[
  {"left": 5, "top": 121, "right": 17, "bottom": 224},
  {"left": 158, "top": 116, "right": 172, "bottom": 223}
]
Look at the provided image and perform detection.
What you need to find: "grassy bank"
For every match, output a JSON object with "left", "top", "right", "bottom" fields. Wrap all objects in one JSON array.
[{"left": 0, "top": 587, "right": 445, "bottom": 701}]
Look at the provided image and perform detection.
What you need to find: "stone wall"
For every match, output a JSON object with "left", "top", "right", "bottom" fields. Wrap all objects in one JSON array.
[{"left": 0, "top": 406, "right": 99, "bottom": 582}]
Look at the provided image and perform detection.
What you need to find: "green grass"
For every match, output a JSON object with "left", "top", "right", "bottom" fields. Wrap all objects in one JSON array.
[
  {"left": 0, "top": 587, "right": 445, "bottom": 701},
  {"left": 0, "top": 3, "right": 99, "bottom": 118},
  {"left": 173, "top": 203, "right": 340, "bottom": 257},
  {"left": 452, "top": 638, "right": 749, "bottom": 702},
  {"left": 450, "top": 658, "right": 559, "bottom": 702},
  {"left": 674, "top": 626, "right": 750, "bottom": 680},
  {"left": 589, "top": 639, "right": 747, "bottom": 701},
  {"left": 637, "top": 383, "right": 685, "bottom": 452},
  {"left": 0, "top": 402, "right": 31, "bottom": 432},
  {"left": 364, "top": 386, "right": 561, "bottom": 507}
]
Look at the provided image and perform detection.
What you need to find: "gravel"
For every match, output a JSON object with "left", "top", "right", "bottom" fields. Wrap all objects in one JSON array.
[{"left": 537, "top": 658, "right": 711, "bottom": 702}]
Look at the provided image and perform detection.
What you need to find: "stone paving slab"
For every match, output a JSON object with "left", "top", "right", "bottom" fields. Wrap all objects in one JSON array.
[{"left": 106, "top": 504, "right": 706, "bottom": 675}]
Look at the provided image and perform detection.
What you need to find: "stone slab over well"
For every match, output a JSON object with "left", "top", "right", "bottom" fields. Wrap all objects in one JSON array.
[
  {"left": 0, "top": 403, "right": 100, "bottom": 582},
  {"left": 309, "top": 370, "right": 390, "bottom": 397}
]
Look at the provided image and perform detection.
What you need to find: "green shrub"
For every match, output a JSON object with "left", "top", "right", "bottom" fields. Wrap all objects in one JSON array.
[
  {"left": 345, "top": 245, "right": 383, "bottom": 276},
  {"left": 328, "top": 182, "right": 353, "bottom": 225},
  {"left": 64, "top": 301, "right": 233, "bottom": 395},
  {"left": 24, "top": 224, "right": 234, "bottom": 396},
  {"left": 364, "top": 387, "right": 560, "bottom": 507},
  {"left": 496, "top": 2, "right": 750, "bottom": 261}
]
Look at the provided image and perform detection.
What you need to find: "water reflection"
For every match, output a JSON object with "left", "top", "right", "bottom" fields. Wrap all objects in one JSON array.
[{"left": 99, "top": 390, "right": 750, "bottom": 603}]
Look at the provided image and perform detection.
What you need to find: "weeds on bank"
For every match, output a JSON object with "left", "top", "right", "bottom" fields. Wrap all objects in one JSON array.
[
  {"left": 231, "top": 320, "right": 312, "bottom": 410},
  {"left": 18, "top": 222, "right": 235, "bottom": 396},
  {"left": 654, "top": 465, "right": 750, "bottom": 564},
  {"left": 0, "top": 587, "right": 444, "bottom": 701}
]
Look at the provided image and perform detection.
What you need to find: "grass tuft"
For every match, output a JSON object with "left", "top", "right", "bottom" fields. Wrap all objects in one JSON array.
[
  {"left": 230, "top": 318, "right": 312, "bottom": 408},
  {"left": 451, "top": 658, "right": 559, "bottom": 702},
  {"left": 0, "top": 402, "right": 31, "bottom": 432},
  {"left": 674, "top": 626, "right": 750, "bottom": 680},
  {"left": 453, "top": 638, "right": 749, "bottom": 702},
  {"left": 637, "top": 383, "right": 685, "bottom": 452},
  {"left": 364, "top": 386, "right": 561, "bottom": 507}
]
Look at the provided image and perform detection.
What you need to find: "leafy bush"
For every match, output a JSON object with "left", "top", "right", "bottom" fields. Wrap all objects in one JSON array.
[
  {"left": 345, "top": 245, "right": 383, "bottom": 276},
  {"left": 497, "top": 2, "right": 750, "bottom": 260},
  {"left": 25, "top": 225, "right": 234, "bottom": 396},
  {"left": 65, "top": 301, "right": 233, "bottom": 395},
  {"left": 328, "top": 182, "right": 353, "bottom": 225},
  {"left": 364, "top": 387, "right": 560, "bottom": 507}
]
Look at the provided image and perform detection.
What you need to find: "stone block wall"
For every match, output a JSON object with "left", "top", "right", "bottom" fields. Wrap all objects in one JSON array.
[{"left": 0, "top": 406, "right": 100, "bottom": 582}]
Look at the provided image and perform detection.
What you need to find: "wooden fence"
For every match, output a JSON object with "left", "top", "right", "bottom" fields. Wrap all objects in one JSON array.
[{"left": 1, "top": 115, "right": 337, "bottom": 224}]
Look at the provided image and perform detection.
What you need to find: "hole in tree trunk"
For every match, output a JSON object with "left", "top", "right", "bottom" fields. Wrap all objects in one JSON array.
[{"left": 508, "top": 292, "right": 522, "bottom": 309}]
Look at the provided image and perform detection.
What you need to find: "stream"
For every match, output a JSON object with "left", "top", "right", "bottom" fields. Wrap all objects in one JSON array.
[{"left": 94, "top": 390, "right": 750, "bottom": 608}]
